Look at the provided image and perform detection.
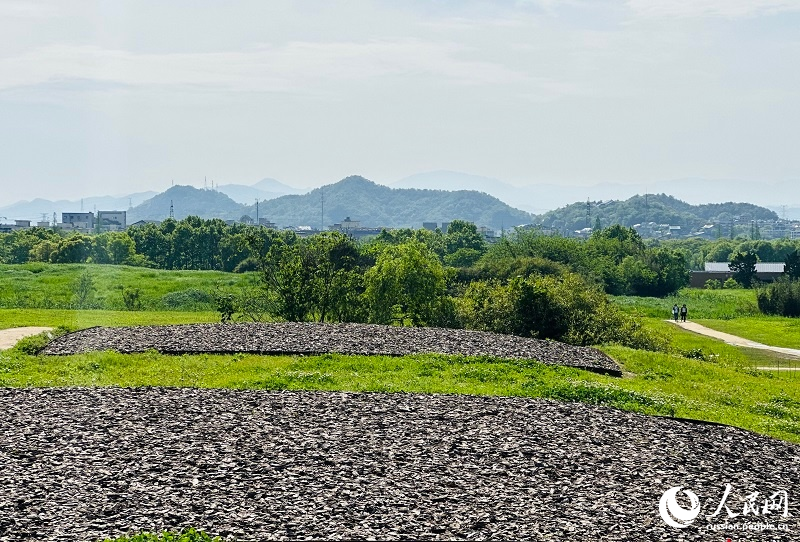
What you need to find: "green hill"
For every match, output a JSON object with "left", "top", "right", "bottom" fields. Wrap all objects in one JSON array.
[
  {"left": 129, "top": 185, "right": 246, "bottom": 222},
  {"left": 537, "top": 194, "right": 779, "bottom": 233},
  {"left": 246, "top": 176, "right": 533, "bottom": 230}
]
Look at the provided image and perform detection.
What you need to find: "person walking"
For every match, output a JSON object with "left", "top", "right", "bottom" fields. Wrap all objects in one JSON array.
[
  {"left": 672, "top": 304, "right": 679, "bottom": 322},
  {"left": 680, "top": 304, "right": 688, "bottom": 322}
]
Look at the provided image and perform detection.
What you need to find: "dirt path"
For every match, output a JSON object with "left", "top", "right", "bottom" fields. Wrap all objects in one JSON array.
[
  {"left": 669, "top": 320, "right": 800, "bottom": 367},
  {"left": 0, "top": 326, "right": 53, "bottom": 350}
]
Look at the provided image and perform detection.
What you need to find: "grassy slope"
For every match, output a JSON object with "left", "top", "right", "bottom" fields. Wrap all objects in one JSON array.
[
  {"left": 4, "top": 316, "right": 799, "bottom": 444},
  {"left": 0, "top": 308, "right": 221, "bottom": 330},
  {"left": 694, "top": 317, "right": 800, "bottom": 349},
  {"left": 0, "top": 263, "right": 255, "bottom": 311}
]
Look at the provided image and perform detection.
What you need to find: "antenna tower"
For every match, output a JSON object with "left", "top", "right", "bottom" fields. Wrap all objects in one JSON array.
[
  {"left": 169, "top": 200, "right": 174, "bottom": 219},
  {"left": 586, "top": 198, "right": 591, "bottom": 229},
  {"left": 255, "top": 199, "right": 259, "bottom": 225},
  {"left": 321, "top": 186, "right": 324, "bottom": 231}
]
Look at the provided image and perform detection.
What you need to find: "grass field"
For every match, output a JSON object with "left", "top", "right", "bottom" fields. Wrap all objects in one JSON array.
[
  {"left": 693, "top": 317, "right": 800, "bottom": 349},
  {"left": 614, "top": 287, "right": 760, "bottom": 319},
  {"left": 0, "top": 263, "right": 256, "bottom": 312},
  {"left": 0, "top": 308, "right": 221, "bottom": 331}
]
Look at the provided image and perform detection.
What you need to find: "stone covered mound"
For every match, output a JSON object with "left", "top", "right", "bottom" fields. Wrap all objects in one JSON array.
[
  {"left": 40, "top": 322, "right": 621, "bottom": 376},
  {"left": 1, "top": 388, "right": 798, "bottom": 541}
]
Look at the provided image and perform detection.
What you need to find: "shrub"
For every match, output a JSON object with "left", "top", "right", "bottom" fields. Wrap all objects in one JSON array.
[
  {"left": 232, "top": 257, "right": 260, "bottom": 273},
  {"left": 757, "top": 278, "right": 800, "bottom": 317},
  {"left": 71, "top": 270, "right": 95, "bottom": 309},
  {"left": 723, "top": 278, "right": 741, "bottom": 289},
  {"left": 704, "top": 279, "right": 722, "bottom": 290},
  {"left": 160, "top": 288, "right": 214, "bottom": 311},
  {"left": 122, "top": 287, "right": 142, "bottom": 311},
  {"left": 100, "top": 528, "right": 222, "bottom": 542},
  {"left": 455, "top": 272, "right": 668, "bottom": 351}
]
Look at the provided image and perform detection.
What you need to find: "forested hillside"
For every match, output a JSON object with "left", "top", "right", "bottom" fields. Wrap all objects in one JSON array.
[
  {"left": 537, "top": 193, "right": 778, "bottom": 233},
  {"left": 125, "top": 176, "right": 533, "bottom": 229},
  {"left": 128, "top": 185, "right": 246, "bottom": 222},
  {"left": 246, "top": 176, "right": 533, "bottom": 230}
]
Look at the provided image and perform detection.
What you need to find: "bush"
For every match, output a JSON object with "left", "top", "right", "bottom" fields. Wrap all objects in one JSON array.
[
  {"left": 757, "top": 278, "right": 800, "bottom": 317},
  {"left": 160, "top": 288, "right": 214, "bottom": 311},
  {"left": 232, "top": 257, "right": 260, "bottom": 273},
  {"left": 101, "top": 528, "right": 222, "bottom": 542},
  {"left": 122, "top": 287, "right": 142, "bottom": 311},
  {"left": 704, "top": 279, "right": 722, "bottom": 290},
  {"left": 455, "top": 272, "right": 668, "bottom": 351},
  {"left": 723, "top": 278, "right": 741, "bottom": 289}
]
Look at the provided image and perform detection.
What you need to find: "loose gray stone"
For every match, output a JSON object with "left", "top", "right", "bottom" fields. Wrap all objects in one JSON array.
[
  {"left": 39, "top": 322, "right": 621, "bottom": 376},
  {"left": 0, "top": 388, "right": 798, "bottom": 541}
]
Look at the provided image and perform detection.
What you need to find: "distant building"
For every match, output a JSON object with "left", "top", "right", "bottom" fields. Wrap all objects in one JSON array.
[
  {"left": 690, "top": 262, "right": 786, "bottom": 287},
  {"left": 60, "top": 212, "right": 94, "bottom": 231},
  {"left": 258, "top": 217, "right": 276, "bottom": 228},
  {"left": 422, "top": 222, "right": 438, "bottom": 231},
  {"left": 329, "top": 217, "right": 361, "bottom": 234},
  {"left": 97, "top": 210, "right": 127, "bottom": 231},
  {"left": 14, "top": 220, "right": 31, "bottom": 228}
]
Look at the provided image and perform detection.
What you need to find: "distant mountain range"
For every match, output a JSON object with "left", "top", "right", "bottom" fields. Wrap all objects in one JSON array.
[
  {"left": 538, "top": 193, "right": 780, "bottom": 234},
  {"left": 393, "top": 170, "right": 800, "bottom": 219},
  {"left": 2, "top": 171, "right": 797, "bottom": 229},
  {"left": 215, "top": 177, "right": 303, "bottom": 204},
  {"left": 128, "top": 176, "right": 534, "bottom": 230}
]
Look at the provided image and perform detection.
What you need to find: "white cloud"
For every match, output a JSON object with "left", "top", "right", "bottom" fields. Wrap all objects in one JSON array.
[
  {"left": 0, "top": 40, "right": 529, "bottom": 94},
  {"left": 627, "top": 0, "right": 800, "bottom": 18}
]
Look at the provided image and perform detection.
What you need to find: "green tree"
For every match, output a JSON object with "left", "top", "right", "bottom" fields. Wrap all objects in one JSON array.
[
  {"left": 785, "top": 250, "right": 800, "bottom": 280},
  {"left": 72, "top": 270, "right": 95, "bottom": 308},
  {"left": 444, "top": 220, "right": 486, "bottom": 256},
  {"left": 364, "top": 240, "right": 447, "bottom": 326},
  {"left": 729, "top": 251, "right": 758, "bottom": 288},
  {"left": 261, "top": 234, "right": 316, "bottom": 321},
  {"left": 108, "top": 233, "right": 136, "bottom": 264},
  {"left": 306, "top": 231, "right": 365, "bottom": 322}
]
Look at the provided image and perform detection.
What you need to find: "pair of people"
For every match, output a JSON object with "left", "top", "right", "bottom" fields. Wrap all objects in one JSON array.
[{"left": 672, "top": 304, "right": 688, "bottom": 322}]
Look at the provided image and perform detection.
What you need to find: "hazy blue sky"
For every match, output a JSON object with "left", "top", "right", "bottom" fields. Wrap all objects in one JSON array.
[{"left": 1, "top": 0, "right": 798, "bottom": 203}]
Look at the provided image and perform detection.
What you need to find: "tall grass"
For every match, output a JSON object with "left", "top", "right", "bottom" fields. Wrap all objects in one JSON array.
[
  {"left": 613, "top": 287, "right": 760, "bottom": 319},
  {"left": 0, "top": 263, "right": 256, "bottom": 312}
]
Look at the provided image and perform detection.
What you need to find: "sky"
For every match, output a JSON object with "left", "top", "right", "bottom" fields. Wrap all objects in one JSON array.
[{"left": 1, "top": 0, "right": 798, "bottom": 204}]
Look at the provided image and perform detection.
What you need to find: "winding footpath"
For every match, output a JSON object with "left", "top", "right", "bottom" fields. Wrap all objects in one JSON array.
[
  {"left": 670, "top": 320, "right": 800, "bottom": 368},
  {"left": 0, "top": 327, "right": 53, "bottom": 350}
]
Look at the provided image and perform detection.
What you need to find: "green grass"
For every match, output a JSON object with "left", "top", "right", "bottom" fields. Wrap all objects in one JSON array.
[
  {"left": 613, "top": 287, "right": 760, "bottom": 319},
  {"left": 4, "top": 317, "right": 800, "bottom": 443},
  {"left": 694, "top": 317, "right": 800, "bottom": 349},
  {"left": 101, "top": 528, "right": 221, "bottom": 542},
  {"left": 0, "top": 263, "right": 256, "bottom": 311},
  {"left": 0, "top": 308, "right": 221, "bottom": 330}
]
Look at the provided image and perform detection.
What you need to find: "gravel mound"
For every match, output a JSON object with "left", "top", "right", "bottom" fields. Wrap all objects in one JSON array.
[
  {"left": 1, "top": 388, "right": 798, "bottom": 541},
  {"left": 40, "top": 322, "right": 621, "bottom": 376}
]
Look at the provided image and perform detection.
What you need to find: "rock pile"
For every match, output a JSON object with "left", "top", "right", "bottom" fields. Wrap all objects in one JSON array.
[
  {"left": 40, "top": 322, "right": 621, "bottom": 376},
  {"left": 1, "top": 388, "right": 797, "bottom": 541}
]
